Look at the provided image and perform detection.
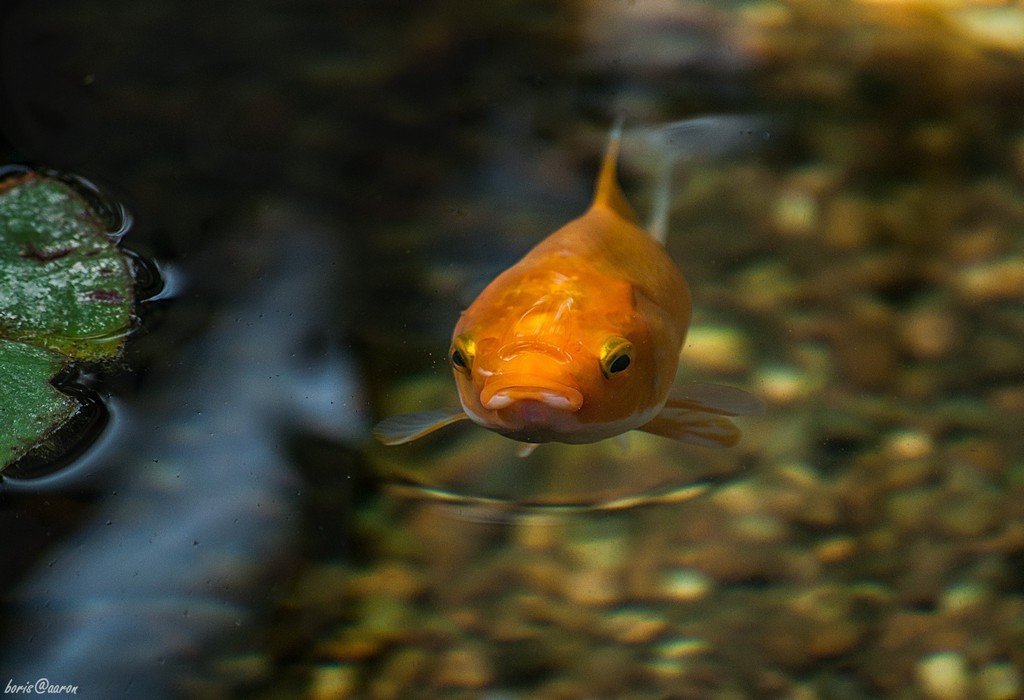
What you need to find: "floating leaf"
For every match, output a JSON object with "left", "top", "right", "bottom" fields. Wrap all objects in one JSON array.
[
  {"left": 0, "top": 172, "right": 135, "bottom": 472},
  {"left": 0, "top": 340, "right": 77, "bottom": 466}
]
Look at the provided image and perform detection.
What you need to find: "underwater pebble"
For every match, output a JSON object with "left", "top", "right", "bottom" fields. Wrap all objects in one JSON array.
[
  {"left": 944, "top": 438, "right": 1007, "bottom": 479},
  {"left": 834, "top": 324, "right": 899, "bottom": 390},
  {"left": 937, "top": 493, "right": 1002, "bottom": 538},
  {"left": 489, "top": 601, "right": 548, "bottom": 643},
  {"left": 563, "top": 567, "right": 623, "bottom": 607},
  {"left": 643, "top": 658, "right": 691, "bottom": 684},
  {"left": 680, "top": 324, "right": 752, "bottom": 375},
  {"left": 575, "top": 645, "right": 638, "bottom": 696},
  {"left": 947, "top": 225, "right": 1009, "bottom": 264},
  {"left": 519, "top": 554, "right": 571, "bottom": 598},
  {"left": 900, "top": 306, "right": 959, "bottom": 359},
  {"left": 730, "top": 513, "right": 789, "bottom": 544},
  {"left": 813, "top": 536, "right": 857, "bottom": 564},
  {"left": 433, "top": 644, "right": 493, "bottom": 690},
  {"left": 977, "top": 661, "right": 1022, "bottom": 700},
  {"left": 916, "top": 651, "right": 972, "bottom": 700},
  {"left": 369, "top": 649, "right": 430, "bottom": 700},
  {"left": 513, "top": 513, "right": 563, "bottom": 551},
  {"left": 516, "top": 592, "right": 602, "bottom": 638},
  {"left": 734, "top": 261, "right": 802, "bottom": 312},
  {"left": 939, "top": 582, "right": 989, "bottom": 614},
  {"left": 658, "top": 567, "right": 715, "bottom": 602},
  {"left": 824, "top": 194, "right": 874, "bottom": 250},
  {"left": 956, "top": 6, "right": 1024, "bottom": 51},
  {"left": 886, "top": 488, "right": 940, "bottom": 534},
  {"left": 754, "top": 365, "right": 813, "bottom": 405},
  {"left": 601, "top": 607, "right": 669, "bottom": 644},
  {"left": 773, "top": 189, "right": 819, "bottom": 237},
  {"left": 309, "top": 664, "right": 359, "bottom": 700},
  {"left": 788, "top": 586, "right": 863, "bottom": 659},
  {"left": 655, "top": 637, "right": 712, "bottom": 661},
  {"left": 883, "top": 429, "right": 935, "bottom": 461},
  {"left": 563, "top": 520, "right": 629, "bottom": 571},
  {"left": 766, "top": 462, "right": 840, "bottom": 527},
  {"left": 318, "top": 634, "right": 383, "bottom": 662},
  {"left": 956, "top": 258, "right": 1024, "bottom": 302},
  {"left": 710, "top": 480, "right": 763, "bottom": 516}
]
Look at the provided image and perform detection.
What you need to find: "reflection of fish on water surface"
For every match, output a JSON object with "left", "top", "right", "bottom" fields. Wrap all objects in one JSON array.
[{"left": 375, "top": 117, "right": 764, "bottom": 458}]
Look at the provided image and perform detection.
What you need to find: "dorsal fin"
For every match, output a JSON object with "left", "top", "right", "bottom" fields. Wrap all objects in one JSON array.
[{"left": 591, "top": 117, "right": 639, "bottom": 223}]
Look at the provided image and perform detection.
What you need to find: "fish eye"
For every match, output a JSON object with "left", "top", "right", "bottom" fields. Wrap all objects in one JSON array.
[
  {"left": 450, "top": 333, "right": 475, "bottom": 374},
  {"left": 599, "top": 337, "right": 633, "bottom": 378}
]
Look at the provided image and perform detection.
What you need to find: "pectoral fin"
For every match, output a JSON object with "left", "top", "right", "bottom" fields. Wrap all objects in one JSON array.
[
  {"left": 666, "top": 382, "right": 764, "bottom": 416},
  {"left": 637, "top": 410, "right": 742, "bottom": 448},
  {"left": 640, "top": 382, "right": 762, "bottom": 447},
  {"left": 372, "top": 409, "right": 468, "bottom": 445}
]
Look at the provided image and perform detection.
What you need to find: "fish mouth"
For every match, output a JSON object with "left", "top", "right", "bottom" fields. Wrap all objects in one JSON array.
[{"left": 480, "top": 375, "right": 584, "bottom": 412}]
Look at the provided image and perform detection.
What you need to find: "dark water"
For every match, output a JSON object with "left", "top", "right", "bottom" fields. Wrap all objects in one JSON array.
[{"left": 1, "top": 1, "right": 1023, "bottom": 698}]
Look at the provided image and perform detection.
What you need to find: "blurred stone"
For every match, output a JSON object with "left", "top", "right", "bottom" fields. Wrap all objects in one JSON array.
[
  {"left": 520, "top": 554, "right": 571, "bottom": 598},
  {"left": 734, "top": 261, "right": 801, "bottom": 313},
  {"left": 886, "top": 488, "right": 940, "bottom": 534},
  {"left": 753, "top": 365, "right": 814, "bottom": 405},
  {"left": 513, "top": 513, "right": 563, "bottom": 551},
  {"left": 310, "top": 664, "right": 359, "bottom": 700},
  {"left": 773, "top": 189, "right": 819, "bottom": 238},
  {"left": 730, "top": 513, "right": 789, "bottom": 544},
  {"left": 944, "top": 438, "right": 1007, "bottom": 480},
  {"left": 956, "top": 6, "right": 1024, "bottom": 52},
  {"left": 574, "top": 645, "right": 638, "bottom": 696},
  {"left": 563, "top": 519, "right": 629, "bottom": 571},
  {"left": 939, "top": 582, "right": 990, "bottom": 615},
  {"left": 937, "top": 491, "right": 1002, "bottom": 538},
  {"left": 835, "top": 324, "right": 899, "bottom": 390},
  {"left": 787, "top": 586, "right": 863, "bottom": 659},
  {"left": 884, "top": 428, "right": 935, "bottom": 461},
  {"left": 433, "top": 644, "right": 492, "bottom": 690},
  {"left": 369, "top": 649, "right": 430, "bottom": 700},
  {"left": 318, "top": 634, "right": 383, "bottom": 662},
  {"left": 680, "top": 324, "right": 752, "bottom": 375},
  {"left": 956, "top": 258, "right": 1024, "bottom": 302},
  {"left": 916, "top": 651, "right": 972, "bottom": 700},
  {"left": 814, "top": 536, "right": 857, "bottom": 564},
  {"left": 947, "top": 225, "right": 1010, "bottom": 264},
  {"left": 900, "top": 306, "right": 960, "bottom": 359},
  {"left": 824, "top": 195, "right": 874, "bottom": 250},
  {"left": 656, "top": 637, "right": 712, "bottom": 661},
  {"left": 977, "top": 661, "right": 1022, "bottom": 700},
  {"left": 601, "top": 607, "right": 669, "bottom": 644},
  {"left": 711, "top": 480, "right": 763, "bottom": 516},
  {"left": 563, "top": 567, "right": 623, "bottom": 607},
  {"left": 658, "top": 567, "right": 715, "bottom": 602}
]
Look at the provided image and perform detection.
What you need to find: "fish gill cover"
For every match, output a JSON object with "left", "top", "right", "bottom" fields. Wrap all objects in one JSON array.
[{"left": 0, "top": 171, "right": 135, "bottom": 471}]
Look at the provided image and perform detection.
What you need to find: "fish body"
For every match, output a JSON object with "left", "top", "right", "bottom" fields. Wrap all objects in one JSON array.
[{"left": 375, "top": 118, "right": 761, "bottom": 451}]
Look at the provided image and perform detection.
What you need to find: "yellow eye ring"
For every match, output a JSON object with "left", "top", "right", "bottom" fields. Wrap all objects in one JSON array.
[
  {"left": 599, "top": 337, "right": 633, "bottom": 378},
  {"left": 450, "top": 333, "right": 475, "bottom": 374}
]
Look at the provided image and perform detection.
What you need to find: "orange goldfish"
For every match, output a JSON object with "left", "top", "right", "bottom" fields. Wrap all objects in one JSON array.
[{"left": 374, "top": 118, "right": 762, "bottom": 454}]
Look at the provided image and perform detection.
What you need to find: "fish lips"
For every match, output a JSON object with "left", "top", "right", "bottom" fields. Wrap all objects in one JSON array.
[{"left": 480, "top": 375, "right": 584, "bottom": 413}]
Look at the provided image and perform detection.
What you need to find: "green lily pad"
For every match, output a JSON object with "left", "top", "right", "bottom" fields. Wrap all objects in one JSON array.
[{"left": 0, "top": 172, "right": 135, "bottom": 471}]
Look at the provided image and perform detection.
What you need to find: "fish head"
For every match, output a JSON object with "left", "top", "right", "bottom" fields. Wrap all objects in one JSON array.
[{"left": 448, "top": 291, "right": 672, "bottom": 443}]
